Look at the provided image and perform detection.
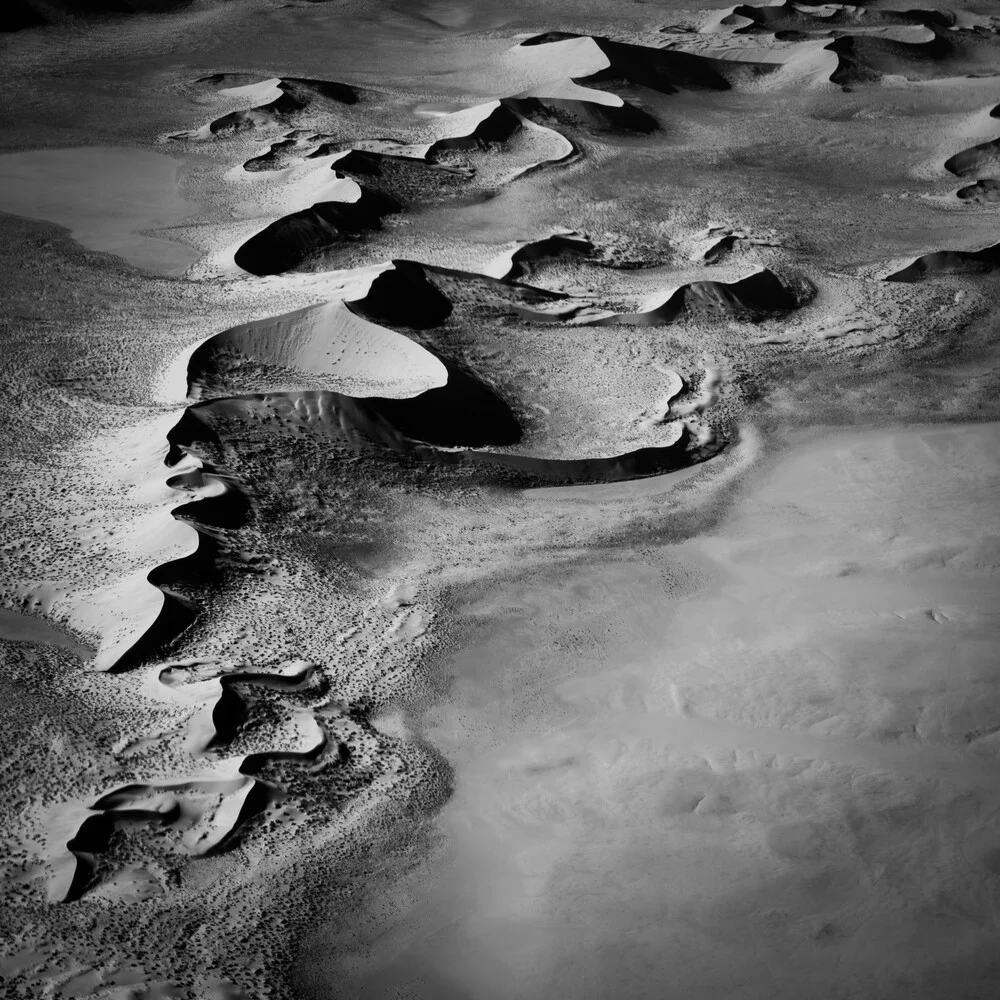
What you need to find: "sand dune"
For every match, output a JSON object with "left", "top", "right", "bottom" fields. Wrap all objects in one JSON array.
[
  {"left": 233, "top": 189, "right": 400, "bottom": 275},
  {"left": 957, "top": 178, "right": 1000, "bottom": 202},
  {"left": 594, "top": 267, "right": 807, "bottom": 326},
  {"left": 184, "top": 388, "right": 719, "bottom": 487},
  {"left": 701, "top": 6, "right": 999, "bottom": 88},
  {"left": 187, "top": 300, "right": 448, "bottom": 400},
  {"left": 885, "top": 240, "right": 1000, "bottom": 282},
  {"left": 172, "top": 77, "right": 360, "bottom": 141},
  {"left": 506, "top": 94, "right": 659, "bottom": 136},
  {"left": 827, "top": 26, "right": 1000, "bottom": 86},
  {"left": 722, "top": 1, "right": 955, "bottom": 35},
  {"left": 487, "top": 232, "right": 596, "bottom": 282},
  {"left": 945, "top": 104, "right": 1000, "bottom": 181},
  {"left": 347, "top": 257, "right": 576, "bottom": 326},
  {"left": 519, "top": 32, "right": 746, "bottom": 93},
  {"left": 229, "top": 103, "right": 575, "bottom": 275}
]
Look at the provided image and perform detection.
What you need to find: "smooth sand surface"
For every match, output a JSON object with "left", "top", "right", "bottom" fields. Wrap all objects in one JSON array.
[
  {"left": 325, "top": 424, "right": 1000, "bottom": 1000},
  {"left": 0, "top": 608, "right": 93, "bottom": 658},
  {"left": 0, "top": 147, "right": 200, "bottom": 275}
]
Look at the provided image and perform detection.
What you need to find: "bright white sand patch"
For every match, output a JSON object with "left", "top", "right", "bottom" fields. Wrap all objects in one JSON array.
[{"left": 191, "top": 300, "right": 449, "bottom": 399}]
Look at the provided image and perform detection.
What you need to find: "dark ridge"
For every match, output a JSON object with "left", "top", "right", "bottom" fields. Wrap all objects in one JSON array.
[
  {"left": 957, "top": 179, "right": 1000, "bottom": 203},
  {"left": 346, "top": 258, "right": 454, "bottom": 328},
  {"left": 233, "top": 189, "right": 401, "bottom": 276},
  {"left": 945, "top": 138, "right": 1000, "bottom": 178},
  {"left": 703, "top": 234, "right": 739, "bottom": 264},
  {"left": 587, "top": 38, "right": 732, "bottom": 93},
  {"left": 826, "top": 29, "right": 993, "bottom": 86},
  {"left": 334, "top": 356, "right": 523, "bottom": 449},
  {"left": 226, "top": 666, "right": 317, "bottom": 690},
  {"left": 727, "top": 1, "right": 953, "bottom": 34},
  {"left": 505, "top": 95, "right": 659, "bottom": 136},
  {"left": 192, "top": 387, "right": 720, "bottom": 488},
  {"left": 597, "top": 268, "right": 804, "bottom": 325},
  {"left": 885, "top": 242, "right": 1000, "bottom": 282},
  {"left": 166, "top": 407, "right": 219, "bottom": 464},
  {"left": 427, "top": 104, "right": 524, "bottom": 156},
  {"left": 198, "top": 78, "right": 359, "bottom": 138},
  {"left": 332, "top": 149, "right": 474, "bottom": 201},
  {"left": 232, "top": 384, "right": 721, "bottom": 486},
  {"left": 503, "top": 233, "right": 596, "bottom": 282},
  {"left": 461, "top": 424, "right": 723, "bottom": 484},
  {"left": 520, "top": 32, "right": 736, "bottom": 93},
  {"left": 208, "top": 684, "right": 248, "bottom": 748},
  {"left": 243, "top": 138, "right": 298, "bottom": 172},
  {"left": 267, "top": 77, "right": 359, "bottom": 112},
  {"left": 348, "top": 258, "right": 571, "bottom": 328}
]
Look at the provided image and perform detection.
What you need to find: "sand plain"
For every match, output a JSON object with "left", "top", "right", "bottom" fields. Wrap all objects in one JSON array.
[{"left": 1, "top": 1, "right": 1000, "bottom": 998}]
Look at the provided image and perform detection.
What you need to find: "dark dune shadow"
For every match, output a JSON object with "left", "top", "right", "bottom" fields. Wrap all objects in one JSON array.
[
  {"left": 595, "top": 268, "right": 806, "bottom": 326},
  {"left": 346, "top": 258, "right": 571, "bottom": 328},
  {"left": 519, "top": 32, "right": 737, "bottom": 93},
  {"left": 885, "top": 241, "right": 1000, "bottom": 282},
  {"left": 233, "top": 190, "right": 401, "bottom": 276}
]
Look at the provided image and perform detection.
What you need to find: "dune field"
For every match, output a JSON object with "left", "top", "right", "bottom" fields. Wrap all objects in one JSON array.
[{"left": 1, "top": 1, "right": 1000, "bottom": 997}]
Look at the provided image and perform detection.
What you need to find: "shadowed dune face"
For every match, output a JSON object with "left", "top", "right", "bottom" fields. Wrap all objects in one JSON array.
[
  {"left": 328, "top": 365, "right": 524, "bottom": 449},
  {"left": 506, "top": 94, "right": 659, "bottom": 136},
  {"left": 885, "top": 242, "right": 1000, "bottom": 282},
  {"left": 519, "top": 32, "right": 748, "bottom": 93},
  {"left": 347, "top": 258, "right": 571, "bottom": 326},
  {"left": 427, "top": 103, "right": 524, "bottom": 154},
  {"left": 597, "top": 268, "right": 808, "bottom": 326},
  {"left": 173, "top": 77, "right": 361, "bottom": 141},
  {"left": 945, "top": 105, "right": 1000, "bottom": 178},
  {"left": 727, "top": 1, "right": 954, "bottom": 35},
  {"left": 234, "top": 191, "right": 401, "bottom": 275},
  {"left": 828, "top": 28, "right": 1000, "bottom": 85},
  {"left": 958, "top": 179, "right": 1000, "bottom": 202},
  {"left": 502, "top": 233, "right": 596, "bottom": 281},
  {"left": 347, "top": 260, "right": 455, "bottom": 328}
]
